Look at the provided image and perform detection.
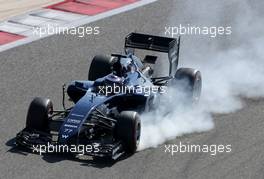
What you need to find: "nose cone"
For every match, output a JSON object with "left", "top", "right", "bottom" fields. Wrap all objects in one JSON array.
[{"left": 58, "top": 92, "right": 108, "bottom": 144}]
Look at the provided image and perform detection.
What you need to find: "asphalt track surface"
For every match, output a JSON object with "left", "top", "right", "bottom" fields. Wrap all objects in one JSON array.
[{"left": 1, "top": 0, "right": 264, "bottom": 178}]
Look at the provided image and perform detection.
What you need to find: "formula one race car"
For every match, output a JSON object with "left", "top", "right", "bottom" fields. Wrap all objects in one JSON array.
[{"left": 16, "top": 33, "right": 202, "bottom": 160}]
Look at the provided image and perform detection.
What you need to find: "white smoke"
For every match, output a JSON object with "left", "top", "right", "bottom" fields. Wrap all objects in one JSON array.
[
  {"left": 140, "top": 86, "right": 215, "bottom": 149},
  {"left": 139, "top": 0, "right": 264, "bottom": 149}
]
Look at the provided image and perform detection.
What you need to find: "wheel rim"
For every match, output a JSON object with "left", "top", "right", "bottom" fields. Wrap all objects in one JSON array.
[
  {"left": 136, "top": 123, "right": 141, "bottom": 146},
  {"left": 47, "top": 102, "right": 53, "bottom": 117},
  {"left": 192, "top": 75, "right": 202, "bottom": 103}
]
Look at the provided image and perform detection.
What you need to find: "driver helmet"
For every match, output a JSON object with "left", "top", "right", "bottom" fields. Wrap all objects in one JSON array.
[{"left": 120, "top": 58, "right": 136, "bottom": 75}]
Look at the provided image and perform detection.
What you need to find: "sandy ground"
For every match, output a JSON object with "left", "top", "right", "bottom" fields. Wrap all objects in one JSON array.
[{"left": 0, "top": 0, "right": 64, "bottom": 21}]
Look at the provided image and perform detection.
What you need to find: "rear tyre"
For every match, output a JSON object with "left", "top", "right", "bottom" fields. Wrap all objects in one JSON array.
[
  {"left": 115, "top": 111, "right": 141, "bottom": 154},
  {"left": 88, "top": 55, "right": 113, "bottom": 81},
  {"left": 26, "top": 97, "right": 53, "bottom": 131},
  {"left": 173, "top": 68, "right": 202, "bottom": 104}
]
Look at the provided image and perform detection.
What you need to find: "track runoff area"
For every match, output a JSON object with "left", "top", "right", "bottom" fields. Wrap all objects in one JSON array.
[{"left": 0, "top": 0, "right": 157, "bottom": 52}]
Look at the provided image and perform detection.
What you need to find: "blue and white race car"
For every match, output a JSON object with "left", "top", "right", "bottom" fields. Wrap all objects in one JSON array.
[{"left": 16, "top": 33, "right": 202, "bottom": 160}]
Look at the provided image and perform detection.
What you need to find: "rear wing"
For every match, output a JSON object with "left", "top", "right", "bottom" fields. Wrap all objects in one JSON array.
[{"left": 125, "top": 33, "right": 180, "bottom": 76}]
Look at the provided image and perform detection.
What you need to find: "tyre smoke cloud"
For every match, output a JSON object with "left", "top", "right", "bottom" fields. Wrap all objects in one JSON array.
[{"left": 139, "top": 0, "right": 264, "bottom": 149}]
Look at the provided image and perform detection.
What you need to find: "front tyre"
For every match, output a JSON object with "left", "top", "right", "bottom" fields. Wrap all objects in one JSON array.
[
  {"left": 88, "top": 55, "right": 113, "bottom": 81},
  {"left": 26, "top": 97, "right": 53, "bottom": 131},
  {"left": 115, "top": 111, "right": 141, "bottom": 154}
]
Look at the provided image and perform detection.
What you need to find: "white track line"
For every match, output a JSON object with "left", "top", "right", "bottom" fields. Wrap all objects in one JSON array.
[{"left": 31, "top": 9, "right": 87, "bottom": 22}]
